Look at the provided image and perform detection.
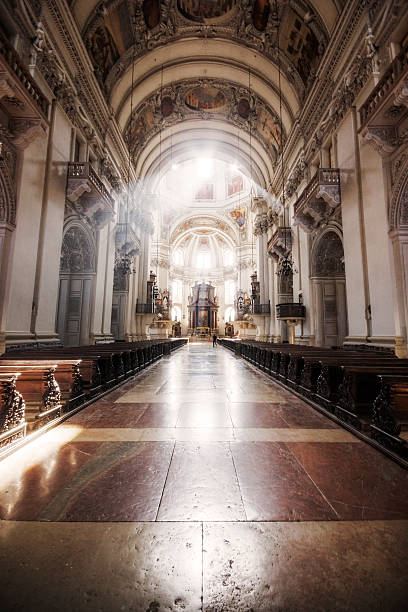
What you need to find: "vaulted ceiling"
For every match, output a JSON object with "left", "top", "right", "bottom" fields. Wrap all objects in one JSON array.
[{"left": 71, "top": 0, "right": 344, "bottom": 189}]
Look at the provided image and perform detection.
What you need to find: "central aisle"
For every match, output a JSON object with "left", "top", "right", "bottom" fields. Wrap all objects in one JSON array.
[{"left": 1, "top": 342, "right": 408, "bottom": 611}]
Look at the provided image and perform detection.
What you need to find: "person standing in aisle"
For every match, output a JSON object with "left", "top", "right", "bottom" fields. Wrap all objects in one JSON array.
[{"left": 212, "top": 333, "right": 217, "bottom": 347}]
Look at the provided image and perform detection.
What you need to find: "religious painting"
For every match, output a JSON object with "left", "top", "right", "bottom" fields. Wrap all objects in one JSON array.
[
  {"left": 161, "top": 96, "right": 174, "bottom": 117},
  {"left": 185, "top": 87, "right": 226, "bottom": 111},
  {"left": 283, "top": 9, "right": 319, "bottom": 84},
  {"left": 256, "top": 108, "right": 282, "bottom": 157},
  {"left": 89, "top": 25, "right": 120, "bottom": 81},
  {"left": 237, "top": 98, "right": 250, "bottom": 120},
  {"left": 227, "top": 173, "right": 243, "bottom": 197},
  {"left": 178, "top": 0, "right": 237, "bottom": 23},
  {"left": 127, "top": 107, "right": 155, "bottom": 151},
  {"left": 143, "top": 0, "right": 161, "bottom": 30},
  {"left": 229, "top": 207, "right": 246, "bottom": 228},
  {"left": 195, "top": 183, "right": 214, "bottom": 200},
  {"left": 252, "top": 0, "right": 270, "bottom": 32}
]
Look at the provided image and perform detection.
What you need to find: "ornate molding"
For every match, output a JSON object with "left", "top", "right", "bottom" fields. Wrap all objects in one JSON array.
[
  {"left": 124, "top": 77, "right": 286, "bottom": 166},
  {"left": 286, "top": 155, "right": 307, "bottom": 199},
  {"left": 66, "top": 162, "right": 115, "bottom": 230},
  {"left": 293, "top": 168, "right": 341, "bottom": 233},
  {"left": 362, "top": 125, "right": 399, "bottom": 156},
  {"left": 9, "top": 117, "right": 46, "bottom": 149}
]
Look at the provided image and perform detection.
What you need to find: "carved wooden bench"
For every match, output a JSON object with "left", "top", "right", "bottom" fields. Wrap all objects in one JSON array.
[
  {"left": 0, "top": 372, "right": 26, "bottom": 450},
  {"left": 371, "top": 374, "right": 408, "bottom": 457},
  {"left": 0, "top": 364, "right": 61, "bottom": 430},
  {"left": 0, "top": 359, "right": 85, "bottom": 413}
]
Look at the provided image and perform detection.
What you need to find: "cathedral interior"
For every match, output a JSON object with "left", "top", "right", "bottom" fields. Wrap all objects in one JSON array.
[{"left": 0, "top": 0, "right": 408, "bottom": 610}]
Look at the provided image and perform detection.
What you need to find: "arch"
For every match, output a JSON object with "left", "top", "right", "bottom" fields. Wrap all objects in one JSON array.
[
  {"left": 58, "top": 220, "right": 97, "bottom": 346},
  {"left": 60, "top": 221, "right": 96, "bottom": 274},
  {"left": 225, "top": 306, "right": 236, "bottom": 322},
  {"left": 310, "top": 227, "right": 347, "bottom": 347},
  {"left": 311, "top": 228, "right": 345, "bottom": 278},
  {"left": 389, "top": 160, "right": 408, "bottom": 231}
]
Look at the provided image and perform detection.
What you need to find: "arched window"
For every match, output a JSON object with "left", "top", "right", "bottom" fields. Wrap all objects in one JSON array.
[
  {"left": 225, "top": 279, "right": 236, "bottom": 303},
  {"left": 225, "top": 306, "right": 236, "bottom": 322},
  {"left": 195, "top": 249, "right": 211, "bottom": 269},
  {"left": 172, "top": 248, "right": 183, "bottom": 266},
  {"left": 223, "top": 248, "right": 234, "bottom": 266},
  {"left": 172, "top": 279, "right": 182, "bottom": 301},
  {"left": 171, "top": 305, "right": 182, "bottom": 322}
]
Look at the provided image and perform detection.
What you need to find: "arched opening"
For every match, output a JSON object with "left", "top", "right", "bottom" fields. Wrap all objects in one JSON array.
[
  {"left": 310, "top": 229, "right": 347, "bottom": 347},
  {"left": 57, "top": 222, "right": 96, "bottom": 346},
  {"left": 0, "top": 159, "right": 16, "bottom": 350},
  {"left": 389, "top": 164, "right": 408, "bottom": 356}
]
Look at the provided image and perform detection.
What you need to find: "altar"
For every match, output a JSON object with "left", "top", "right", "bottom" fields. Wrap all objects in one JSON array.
[{"left": 188, "top": 282, "right": 219, "bottom": 336}]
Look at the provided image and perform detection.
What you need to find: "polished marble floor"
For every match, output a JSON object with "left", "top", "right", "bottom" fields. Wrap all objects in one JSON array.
[{"left": 1, "top": 343, "right": 408, "bottom": 610}]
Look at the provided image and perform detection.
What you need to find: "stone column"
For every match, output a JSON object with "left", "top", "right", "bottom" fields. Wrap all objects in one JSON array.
[
  {"left": 252, "top": 198, "right": 268, "bottom": 304},
  {"left": 31, "top": 103, "right": 68, "bottom": 346},
  {"left": 5, "top": 125, "right": 48, "bottom": 349}
]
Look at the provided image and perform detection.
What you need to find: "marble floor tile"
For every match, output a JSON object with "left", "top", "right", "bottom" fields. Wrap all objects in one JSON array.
[
  {"left": 66, "top": 403, "right": 146, "bottom": 428},
  {"left": 157, "top": 442, "right": 246, "bottom": 521},
  {"left": 133, "top": 403, "right": 179, "bottom": 428},
  {"left": 203, "top": 521, "right": 408, "bottom": 611},
  {"left": 276, "top": 401, "right": 339, "bottom": 428},
  {"left": 287, "top": 441, "right": 408, "bottom": 520},
  {"left": 40, "top": 441, "right": 175, "bottom": 522},
  {"left": 176, "top": 403, "right": 233, "bottom": 428},
  {"left": 231, "top": 441, "right": 337, "bottom": 521},
  {"left": 229, "top": 402, "right": 289, "bottom": 428},
  {"left": 0, "top": 521, "right": 202, "bottom": 612}
]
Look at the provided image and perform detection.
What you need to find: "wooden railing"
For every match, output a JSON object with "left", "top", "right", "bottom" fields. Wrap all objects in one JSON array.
[{"left": 276, "top": 303, "right": 306, "bottom": 320}]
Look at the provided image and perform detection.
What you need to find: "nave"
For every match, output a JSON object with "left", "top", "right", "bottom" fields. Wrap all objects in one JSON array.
[{"left": 1, "top": 343, "right": 408, "bottom": 611}]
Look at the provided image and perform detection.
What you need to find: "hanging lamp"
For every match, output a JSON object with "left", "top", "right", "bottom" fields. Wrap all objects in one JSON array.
[
  {"left": 115, "top": 21, "right": 137, "bottom": 276},
  {"left": 274, "top": 0, "right": 296, "bottom": 278}
]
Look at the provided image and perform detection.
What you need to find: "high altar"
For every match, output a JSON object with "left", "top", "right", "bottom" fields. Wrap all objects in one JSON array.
[{"left": 188, "top": 282, "right": 219, "bottom": 336}]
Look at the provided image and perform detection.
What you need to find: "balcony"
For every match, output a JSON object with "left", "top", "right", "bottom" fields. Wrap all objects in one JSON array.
[
  {"left": 359, "top": 49, "right": 408, "bottom": 155},
  {"left": 252, "top": 303, "right": 271, "bottom": 315},
  {"left": 293, "top": 168, "right": 341, "bottom": 233},
  {"left": 360, "top": 49, "right": 408, "bottom": 128},
  {"left": 66, "top": 162, "right": 115, "bottom": 229},
  {"left": 276, "top": 303, "right": 306, "bottom": 321},
  {"left": 268, "top": 227, "right": 292, "bottom": 261},
  {"left": 0, "top": 30, "right": 49, "bottom": 147}
]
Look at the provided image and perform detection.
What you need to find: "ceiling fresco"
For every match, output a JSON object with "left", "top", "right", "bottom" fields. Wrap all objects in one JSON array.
[
  {"left": 83, "top": 1, "right": 328, "bottom": 99},
  {"left": 185, "top": 86, "right": 227, "bottom": 112},
  {"left": 124, "top": 78, "right": 285, "bottom": 164},
  {"left": 177, "top": 0, "right": 238, "bottom": 23}
]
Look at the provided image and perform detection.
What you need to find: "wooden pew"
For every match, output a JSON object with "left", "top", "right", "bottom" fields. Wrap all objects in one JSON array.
[
  {"left": 0, "top": 363, "right": 61, "bottom": 430},
  {"left": 0, "top": 359, "right": 85, "bottom": 413},
  {"left": 371, "top": 374, "right": 408, "bottom": 458},
  {"left": 0, "top": 372, "right": 26, "bottom": 450}
]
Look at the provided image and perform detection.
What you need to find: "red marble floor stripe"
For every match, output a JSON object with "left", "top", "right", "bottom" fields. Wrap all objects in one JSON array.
[
  {"left": 41, "top": 441, "right": 175, "bottom": 522},
  {"left": 286, "top": 442, "right": 408, "bottom": 520},
  {"left": 231, "top": 441, "right": 337, "bottom": 521},
  {"left": 135, "top": 404, "right": 179, "bottom": 428},
  {"left": 0, "top": 442, "right": 103, "bottom": 521},
  {"left": 66, "top": 404, "right": 147, "bottom": 428},
  {"left": 176, "top": 404, "right": 233, "bottom": 428},
  {"left": 157, "top": 442, "right": 246, "bottom": 521},
  {"left": 276, "top": 402, "right": 338, "bottom": 429},
  {"left": 228, "top": 402, "right": 289, "bottom": 428}
]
